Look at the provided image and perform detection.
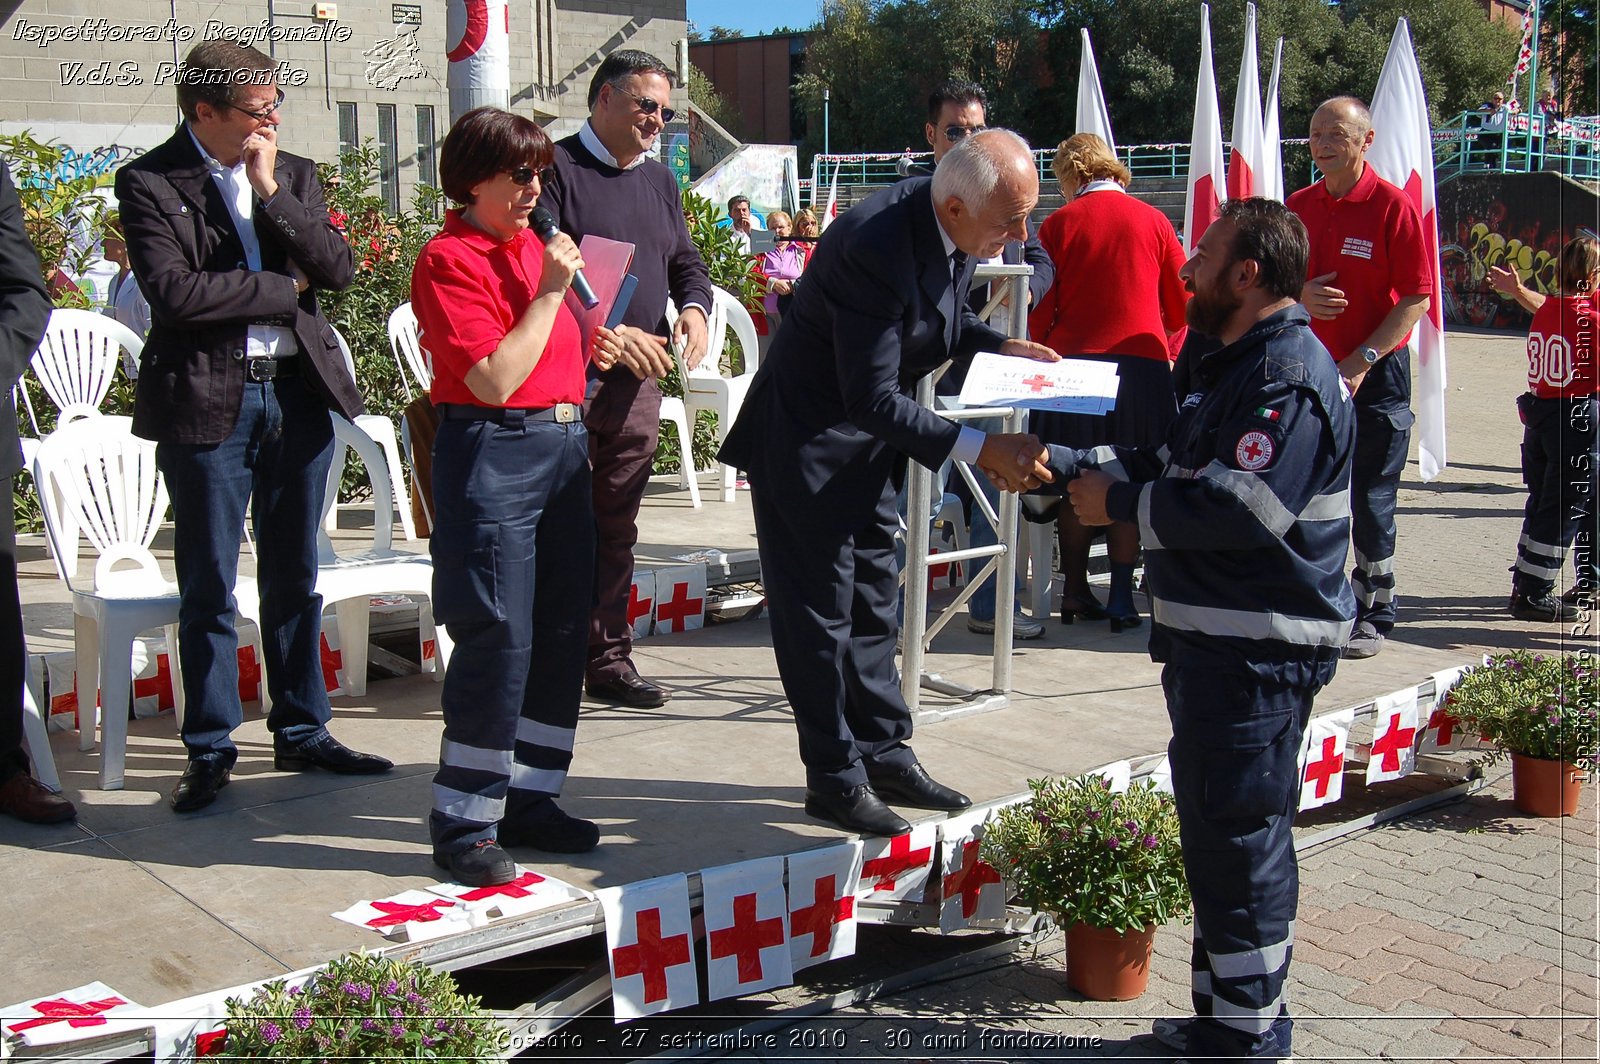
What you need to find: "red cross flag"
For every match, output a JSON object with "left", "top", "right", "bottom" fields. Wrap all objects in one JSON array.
[
  {"left": 701, "top": 856, "right": 793, "bottom": 1000},
  {"left": 787, "top": 840, "right": 863, "bottom": 972},
  {"left": 1419, "top": 665, "right": 1472, "bottom": 753},
  {"left": 1183, "top": 4, "right": 1225, "bottom": 255},
  {"left": 627, "top": 569, "right": 657, "bottom": 640},
  {"left": 1365, "top": 687, "right": 1420, "bottom": 785},
  {"left": 1227, "top": 2, "right": 1265, "bottom": 202},
  {"left": 652, "top": 563, "right": 707, "bottom": 635},
  {"left": 130, "top": 638, "right": 175, "bottom": 719},
  {"left": 319, "top": 631, "right": 346, "bottom": 695},
  {"left": 428, "top": 866, "right": 592, "bottom": 919},
  {"left": 937, "top": 810, "right": 1006, "bottom": 933},
  {"left": 856, "top": 824, "right": 937, "bottom": 909},
  {"left": 597, "top": 874, "right": 699, "bottom": 1020},
  {"left": 2, "top": 981, "right": 145, "bottom": 1047},
  {"left": 331, "top": 889, "right": 483, "bottom": 942},
  {"left": 1298, "top": 708, "right": 1354, "bottom": 811}
]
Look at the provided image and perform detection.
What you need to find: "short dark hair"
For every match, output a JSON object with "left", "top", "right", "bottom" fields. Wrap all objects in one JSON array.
[
  {"left": 175, "top": 41, "right": 278, "bottom": 121},
  {"left": 1218, "top": 198, "right": 1309, "bottom": 302},
  {"left": 727, "top": 194, "right": 749, "bottom": 210},
  {"left": 438, "top": 107, "right": 553, "bottom": 206},
  {"left": 927, "top": 79, "right": 987, "bottom": 124},
  {"left": 588, "top": 49, "right": 674, "bottom": 109}
]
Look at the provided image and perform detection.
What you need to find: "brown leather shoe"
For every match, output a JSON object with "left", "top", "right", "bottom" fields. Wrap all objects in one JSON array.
[{"left": 0, "top": 772, "right": 77, "bottom": 824}]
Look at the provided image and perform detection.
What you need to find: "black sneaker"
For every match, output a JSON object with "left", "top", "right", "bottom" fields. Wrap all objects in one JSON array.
[
  {"left": 499, "top": 806, "right": 601, "bottom": 854},
  {"left": 1561, "top": 585, "right": 1593, "bottom": 608},
  {"left": 434, "top": 839, "right": 516, "bottom": 887},
  {"left": 1343, "top": 620, "right": 1385, "bottom": 659},
  {"left": 1510, "top": 590, "right": 1579, "bottom": 622}
]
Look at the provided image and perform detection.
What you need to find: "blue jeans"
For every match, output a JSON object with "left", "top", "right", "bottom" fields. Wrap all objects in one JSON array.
[{"left": 157, "top": 378, "right": 335, "bottom": 766}]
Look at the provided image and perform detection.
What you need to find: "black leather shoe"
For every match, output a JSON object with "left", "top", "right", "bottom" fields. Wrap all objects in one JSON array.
[
  {"left": 804, "top": 784, "right": 910, "bottom": 836},
  {"left": 273, "top": 734, "right": 393, "bottom": 774},
  {"left": 586, "top": 670, "right": 669, "bottom": 708},
  {"left": 867, "top": 763, "right": 972, "bottom": 811},
  {"left": 498, "top": 804, "right": 601, "bottom": 854},
  {"left": 434, "top": 839, "right": 516, "bottom": 887},
  {"left": 1511, "top": 590, "right": 1579, "bottom": 622},
  {"left": 170, "top": 759, "right": 231, "bottom": 813}
]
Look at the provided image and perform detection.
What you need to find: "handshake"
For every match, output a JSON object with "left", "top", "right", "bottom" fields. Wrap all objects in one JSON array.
[{"left": 976, "top": 432, "right": 1055, "bottom": 493}]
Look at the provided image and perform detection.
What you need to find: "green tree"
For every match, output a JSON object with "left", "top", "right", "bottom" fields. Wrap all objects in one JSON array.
[
  {"left": 1542, "top": 0, "right": 1597, "bottom": 114},
  {"left": 689, "top": 63, "right": 743, "bottom": 139}
]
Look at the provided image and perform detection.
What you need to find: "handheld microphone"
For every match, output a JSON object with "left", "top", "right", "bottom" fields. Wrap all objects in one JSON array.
[{"left": 530, "top": 207, "right": 599, "bottom": 309}]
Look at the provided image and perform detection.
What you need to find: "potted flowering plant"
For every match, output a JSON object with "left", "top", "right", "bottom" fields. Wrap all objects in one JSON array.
[
  {"left": 211, "top": 951, "right": 508, "bottom": 1061},
  {"left": 1440, "top": 650, "right": 1598, "bottom": 816},
  {"left": 982, "top": 774, "right": 1190, "bottom": 1000}
]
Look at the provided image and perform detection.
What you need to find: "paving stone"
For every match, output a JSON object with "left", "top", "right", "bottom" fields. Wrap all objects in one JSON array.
[
  {"left": 1472, "top": 952, "right": 1555, "bottom": 991},
  {"left": 1347, "top": 972, "right": 1431, "bottom": 1010},
  {"left": 1436, "top": 1016, "right": 1557, "bottom": 1058}
]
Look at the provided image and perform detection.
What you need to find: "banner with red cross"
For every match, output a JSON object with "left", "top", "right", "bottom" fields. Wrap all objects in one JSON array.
[
  {"left": 1365, "top": 687, "right": 1419, "bottom": 785},
  {"left": 1, "top": 981, "right": 145, "bottom": 1047},
  {"left": 330, "top": 889, "right": 484, "bottom": 942},
  {"left": 651, "top": 564, "right": 707, "bottom": 636},
  {"left": 627, "top": 569, "right": 657, "bottom": 640},
  {"left": 1298, "top": 708, "right": 1354, "bottom": 811},
  {"left": 144, "top": 967, "right": 317, "bottom": 1064},
  {"left": 427, "top": 866, "right": 592, "bottom": 919},
  {"left": 786, "top": 840, "right": 863, "bottom": 972},
  {"left": 1420, "top": 665, "right": 1473, "bottom": 753},
  {"left": 597, "top": 874, "right": 699, "bottom": 1020},
  {"left": 856, "top": 824, "right": 938, "bottom": 911},
  {"left": 700, "top": 856, "right": 794, "bottom": 1000},
  {"left": 937, "top": 810, "right": 1006, "bottom": 933}
]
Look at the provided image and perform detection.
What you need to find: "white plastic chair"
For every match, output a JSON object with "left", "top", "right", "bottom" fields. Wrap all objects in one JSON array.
[
  {"left": 32, "top": 417, "right": 186, "bottom": 790},
  {"left": 332, "top": 326, "right": 416, "bottom": 541},
  {"left": 667, "top": 290, "right": 759, "bottom": 502},
  {"left": 19, "top": 655, "right": 57, "bottom": 791},
  {"left": 387, "top": 302, "right": 432, "bottom": 399},
  {"left": 236, "top": 414, "right": 449, "bottom": 699},
  {"left": 658, "top": 395, "right": 701, "bottom": 509},
  {"left": 26, "top": 308, "right": 139, "bottom": 429}
]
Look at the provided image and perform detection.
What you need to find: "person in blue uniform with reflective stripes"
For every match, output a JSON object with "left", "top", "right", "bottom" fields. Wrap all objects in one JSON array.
[{"left": 1043, "top": 199, "right": 1356, "bottom": 1063}]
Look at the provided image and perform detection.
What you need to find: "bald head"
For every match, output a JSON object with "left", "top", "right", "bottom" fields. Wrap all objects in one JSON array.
[
  {"left": 933, "top": 128, "right": 1038, "bottom": 259},
  {"left": 1313, "top": 96, "right": 1372, "bottom": 133},
  {"left": 1309, "top": 96, "right": 1375, "bottom": 197}
]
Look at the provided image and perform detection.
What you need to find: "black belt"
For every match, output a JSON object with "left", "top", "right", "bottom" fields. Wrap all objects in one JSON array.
[
  {"left": 437, "top": 402, "right": 582, "bottom": 424},
  {"left": 245, "top": 356, "right": 298, "bottom": 382}
]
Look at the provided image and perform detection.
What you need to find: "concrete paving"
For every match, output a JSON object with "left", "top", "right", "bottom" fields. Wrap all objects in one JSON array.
[{"left": 2, "top": 329, "right": 1594, "bottom": 1057}]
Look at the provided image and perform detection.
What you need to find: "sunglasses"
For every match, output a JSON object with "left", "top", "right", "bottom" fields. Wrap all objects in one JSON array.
[
  {"left": 615, "top": 87, "right": 676, "bottom": 124},
  {"left": 943, "top": 124, "right": 987, "bottom": 142},
  {"left": 227, "top": 90, "right": 286, "bottom": 122},
  {"left": 506, "top": 166, "right": 554, "bottom": 186}
]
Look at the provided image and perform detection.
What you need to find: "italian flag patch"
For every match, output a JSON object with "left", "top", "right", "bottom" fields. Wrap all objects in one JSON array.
[{"left": 1253, "top": 406, "right": 1281, "bottom": 421}]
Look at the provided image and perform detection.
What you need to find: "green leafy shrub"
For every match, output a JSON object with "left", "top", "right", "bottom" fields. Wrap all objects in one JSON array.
[{"left": 1441, "top": 650, "right": 1600, "bottom": 766}]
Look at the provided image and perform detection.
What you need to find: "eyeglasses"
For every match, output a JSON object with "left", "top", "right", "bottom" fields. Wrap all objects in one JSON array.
[
  {"left": 614, "top": 87, "right": 676, "bottom": 124},
  {"left": 505, "top": 166, "right": 553, "bottom": 186},
  {"left": 944, "top": 124, "right": 987, "bottom": 142},
  {"left": 226, "top": 90, "right": 286, "bottom": 122}
]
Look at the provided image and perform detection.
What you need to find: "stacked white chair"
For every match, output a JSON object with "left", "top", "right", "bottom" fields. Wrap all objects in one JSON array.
[
  {"left": 332, "top": 326, "right": 416, "bottom": 540},
  {"left": 667, "top": 289, "right": 760, "bottom": 502}
]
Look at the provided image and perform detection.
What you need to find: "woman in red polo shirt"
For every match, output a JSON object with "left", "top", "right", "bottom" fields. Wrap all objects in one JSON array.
[
  {"left": 1028, "top": 133, "right": 1189, "bottom": 630},
  {"left": 411, "top": 107, "right": 623, "bottom": 887}
]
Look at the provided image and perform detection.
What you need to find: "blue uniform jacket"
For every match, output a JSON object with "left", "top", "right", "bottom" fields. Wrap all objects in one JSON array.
[{"left": 1045, "top": 305, "right": 1357, "bottom": 680}]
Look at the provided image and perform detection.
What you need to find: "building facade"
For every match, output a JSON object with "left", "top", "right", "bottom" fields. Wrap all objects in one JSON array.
[{"left": 0, "top": 0, "right": 688, "bottom": 209}]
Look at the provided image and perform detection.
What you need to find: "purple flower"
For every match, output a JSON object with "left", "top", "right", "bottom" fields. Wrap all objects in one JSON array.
[
  {"left": 1510, "top": 660, "right": 1524, "bottom": 672},
  {"left": 423, "top": 1036, "right": 437, "bottom": 1048},
  {"left": 389, "top": 1007, "right": 403, "bottom": 1020},
  {"left": 1549, "top": 715, "right": 1561, "bottom": 725},
  {"left": 406, "top": 993, "right": 422, "bottom": 1006},
  {"left": 389, "top": 1024, "right": 404, "bottom": 1038},
  {"left": 261, "top": 1022, "right": 282, "bottom": 1045},
  {"left": 1144, "top": 834, "right": 1160, "bottom": 849},
  {"left": 1534, "top": 654, "right": 1546, "bottom": 663},
  {"left": 1106, "top": 837, "right": 1121, "bottom": 849},
  {"left": 383, "top": 980, "right": 399, "bottom": 995},
  {"left": 357, "top": 986, "right": 372, "bottom": 1003},
  {"left": 362, "top": 1019, "right": 379, "bottom": 1031},
  {"left": 341, "top": 982, "right": 359, "bottom": 996},
  {"left": 435, "top": 1019, "right": 450, "bottom": 1032},
  {"left": 288, "top": 986, "right": 303, "bottom": 997},
  {"left": 1124, "top": 820, "right": 1139, "bottom": 832},
  {"left": 1087, "top": 810, "right": 1102, "bottom": 821},
  {"left": 292, "top": 1007, "right": 312, "bottom": 1030}
]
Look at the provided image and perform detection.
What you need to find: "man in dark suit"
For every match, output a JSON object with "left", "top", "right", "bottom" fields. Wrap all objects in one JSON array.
[
  {"left": 115, "top": 41, "right": 390, "bottom": 813},
  {"left": 719, "top": 130, "right": 1056, "bottom": 836},
  {"left": 0, "top": 166, "right": 74, "bottom": 824}
]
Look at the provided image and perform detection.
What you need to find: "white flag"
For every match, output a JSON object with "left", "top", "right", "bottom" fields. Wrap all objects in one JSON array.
[
  {"left": 1184, "top": 4, "right": 1226, "bottom": 254},
  {"left": 820, "top": 158, "right": 841, "bottom": 232},
  {"left": 1075, "top": 28, "right": 1117, "bottom": 156},
  {"left": 598, "top": 874, "right": 699, "bottom": 1020},
  {"left": 701, "top": 856, "right": 794, "bottom": 1000},
  {"left": 1368, "top": 18, "right": 1448, "bottom": 481},
  {"left": 1228, "top": 3, "right": 1265, "bottom": 201},
  {"left": 1299, "top": 708, "right": 1354, "bottom": 811},
  {"left": 1365, "top": 686, "right": 1420, "bottom": 785},
  {"left": 937, "top": 810, "right": 1006, "bottom": 932},
  {"left": 1261, "top": 36, "right": 1286, "bottom": 201}
]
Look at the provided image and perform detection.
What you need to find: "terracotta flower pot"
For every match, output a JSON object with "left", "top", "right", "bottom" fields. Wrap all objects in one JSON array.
[
  {"left": 1064, "top": 921, "right": 1156, "bottom": 1001},
  {"left": 1510, "top": 752, "right": 1585, "bottom": 817}
]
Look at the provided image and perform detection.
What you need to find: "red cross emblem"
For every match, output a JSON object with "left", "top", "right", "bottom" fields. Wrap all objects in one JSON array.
[
  {"left": 1020, "top": 373, "right": 1052, "bottom": 394},
  {"left": 365, "top": 898, "right": 455, "bottom": 929},
  {"left": 235, "top": 646, "right": 261, "bottom": 704},
  {"left": 135, "top": 652, "right": 175, "bottom": 710},
  {"left": 422, "top": 638, "right": 437, "bottom": 662},
  {"left": 319, "top": 635, "right": 344, "bottom": 691},
  {"left": 656, "top": 581, "right": 703, "bottom": 633},
  {"left": 942, "top": 840, "right": 1003, "bottom": 918},
  {"left": 1303, "top": 735, "right": 1344, "bottom": 799},
  {"left": 10, "top": 996, "right": 129, "bottom": 1033},
  {"left": 459, "top": 870, "right": 547, "bottom": 901},
  {"left": 708, "top": 892, "right": 786, "bottom": 984},
  {"left": 1426, "top": 707, "right": 1459, "bottom": 746},
  {"left": 627, "top": 582, "right": 655, "bottom": 628},
  {"left": 790, "top": 874, "right": 854, "bottom": 958},
  {"left": 1235, "top": 430, "right": 1275, "bottom": 470},
  {"left": 1370, "top": 712, "right": 1417, "bottom": 772},
  {"left": 861, "top": 833, "right": 933, "bottom": 894},
  {"left": 612, "top": 908, "right": 693, "bottom": 1004},
  {"left": 194, "top": 1029, "right": 229, "bottom": 1056}
]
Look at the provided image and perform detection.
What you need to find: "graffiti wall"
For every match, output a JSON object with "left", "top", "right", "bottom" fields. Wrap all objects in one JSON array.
[{"left": 1438, "top": 172, "right": 1600, "bottom": 331}]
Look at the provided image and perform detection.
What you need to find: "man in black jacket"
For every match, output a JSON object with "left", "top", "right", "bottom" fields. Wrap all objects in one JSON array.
[
  {"left": 0, "top": 166, "right": 73, "bottom": 825},
  {"left": 116, "top": 41, "right": 390, "bottom": 813}
]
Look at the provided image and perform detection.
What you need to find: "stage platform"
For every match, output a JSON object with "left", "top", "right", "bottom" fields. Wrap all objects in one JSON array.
[{"left": 0, "top": 331, "right": 1573, "bottom": 1048}]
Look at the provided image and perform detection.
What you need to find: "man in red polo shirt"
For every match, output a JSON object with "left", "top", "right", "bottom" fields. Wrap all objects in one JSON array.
[{"left": 1287, "top": 96, "right": 1431, "bottom": 659}]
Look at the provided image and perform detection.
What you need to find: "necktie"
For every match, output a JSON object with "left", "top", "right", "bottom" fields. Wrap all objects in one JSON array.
[{"left": 950, "top": 249, "right": 968, "bottom": 279}]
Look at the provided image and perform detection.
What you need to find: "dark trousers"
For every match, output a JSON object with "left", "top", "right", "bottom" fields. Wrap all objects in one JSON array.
[
  {"left": 1164, "top": 662, "right": 1317, "bottom": 1062},
  {"left": 428, "top": 416, "right": 595, "bottom": 856},
  {"left": 0, "top": 481, "right": 28, "bottom": 783},
  {"left": 583, "top": 374, "right": 660, "bottom": 685},
  {"left": 750, "top": 482, "right": 918, "bottom": 792},
  {"left": 1350, "top": 408, "right": 1409, "bottom": 632},
  {"left": 1516, "top": 394, "right": 1600, "bottom": 596},
  {"left": 156, "top": 378, "right": 335, "bottom": 767}
]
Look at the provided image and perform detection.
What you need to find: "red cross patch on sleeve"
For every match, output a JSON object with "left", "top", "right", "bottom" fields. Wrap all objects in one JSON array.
[{"left": 1235, "top": 430, "right": 1276, "bottom": 471}]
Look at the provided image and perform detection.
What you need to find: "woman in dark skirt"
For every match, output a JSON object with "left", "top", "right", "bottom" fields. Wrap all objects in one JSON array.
[{"left": 1028, "top": 133, "right": 1189, "bottom": 629}]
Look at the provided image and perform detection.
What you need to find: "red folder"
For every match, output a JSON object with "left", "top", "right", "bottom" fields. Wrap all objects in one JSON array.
[{"left": 565, "top": 235, "right": 636, "bottom": 351}]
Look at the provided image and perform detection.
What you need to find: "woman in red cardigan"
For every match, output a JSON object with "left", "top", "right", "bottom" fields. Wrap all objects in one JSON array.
[{"left": 1028, "top": 133, "right": 1189, "bottom": 630}]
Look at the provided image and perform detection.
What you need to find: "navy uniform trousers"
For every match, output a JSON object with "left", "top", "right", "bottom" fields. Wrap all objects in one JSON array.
[
  {"left": 1164, "top": 661, "right": 1324, "bottom": 1062},
  {"left": 1350, "top": 405, "right": 1410, "bottom": 632},
  {"left": 428, "top": 412, "right": 595, "bottom": 857},
  {"left": 1515, "top": 394, "right": 1600, "bottom": 597}
]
